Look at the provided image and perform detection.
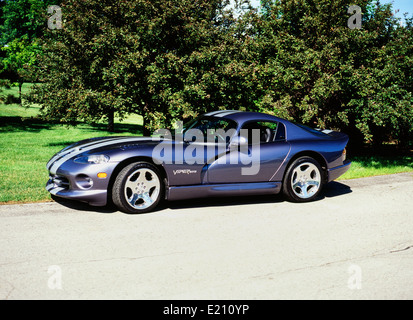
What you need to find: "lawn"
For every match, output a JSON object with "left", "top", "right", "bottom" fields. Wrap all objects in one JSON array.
[
  {"left": 0, "top": 84, "right": 143, "bottom": 203},
  {"left": 0, "top": 84, "right": 412, "bottom": 204},
  {"left": 338, "top": 155, "right": 413, "bottom": 180}
]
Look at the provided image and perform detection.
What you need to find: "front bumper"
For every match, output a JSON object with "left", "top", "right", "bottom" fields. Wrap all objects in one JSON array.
[
  {"left": 46, "top": 178, "right": 108, "bottom": 206},
  {"left": 327, "top": 160, "right": 351, "bottom": 182},
  {"left": 46, "top": 161, "right": 118, "bottom": 207}
]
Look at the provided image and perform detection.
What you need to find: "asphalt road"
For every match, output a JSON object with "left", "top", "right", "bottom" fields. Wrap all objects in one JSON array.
[{"left": 1, "top": 172, "right": 412, "bottom": 300}]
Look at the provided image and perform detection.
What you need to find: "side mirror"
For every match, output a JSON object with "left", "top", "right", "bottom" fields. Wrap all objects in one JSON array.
[{"left": 229, "top": 135, "right": 248, "bottom": 151}]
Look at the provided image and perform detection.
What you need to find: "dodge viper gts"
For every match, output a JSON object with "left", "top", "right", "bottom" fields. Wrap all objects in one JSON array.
[{"left": 46, "top": 110, "right": 351, "bottom": 213}]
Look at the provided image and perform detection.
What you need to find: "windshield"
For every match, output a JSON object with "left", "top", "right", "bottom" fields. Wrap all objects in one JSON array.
[
  {"left": 183, "top": 116, "right": 236, "bottom": 133},
  {"left": 182, "top": 116, "right": 238, "bottom": 143}
]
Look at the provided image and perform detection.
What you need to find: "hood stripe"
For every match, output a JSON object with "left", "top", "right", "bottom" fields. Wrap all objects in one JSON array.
[
  {"left": 46, "top": 137, "right": 126, "bottom": 170},
  {"left": 49, "top": 137, "right": 151, "bottom": 175}
]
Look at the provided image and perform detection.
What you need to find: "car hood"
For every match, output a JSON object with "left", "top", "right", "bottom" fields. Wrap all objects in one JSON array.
[
  {"left": 47, "top": 136, "right": 164, "bottom": 172},
  {"left": 69, "top": 135, "right": 177, "bottom": 155},
  {"left": 66, "top": 136, "right": 161, "bottom": 152}
]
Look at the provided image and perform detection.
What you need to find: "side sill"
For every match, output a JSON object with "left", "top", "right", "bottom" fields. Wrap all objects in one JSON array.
[{"left": 167, "top": 182, "right": 281, "bottom": 201}]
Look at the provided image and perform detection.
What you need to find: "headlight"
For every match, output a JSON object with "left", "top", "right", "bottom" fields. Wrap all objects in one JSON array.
[{"left": 74, "top": 155, "right": 110, "bottom": 164}]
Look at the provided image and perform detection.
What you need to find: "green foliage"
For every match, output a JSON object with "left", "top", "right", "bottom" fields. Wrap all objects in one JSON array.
[
  {"left": 19, "top": 0, "right": 413, "bottom": 145},
  {"left": 0, "top": 0, "right": 55, "bottom": 91},
  {"left": 1, "top": 35, "right": 40, "bottom": 74},
  {"left": 0, "top": 0, "right": 55, "bottom": 46},
  {"left": 26, "top": 0, "right": 231, "bottom": 131},
  {"left": 253, "top": 0, "right": 413, "bottom": 146}
]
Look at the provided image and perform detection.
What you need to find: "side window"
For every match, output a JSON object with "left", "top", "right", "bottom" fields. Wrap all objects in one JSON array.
[
  {"left": 274, "top": 122, "right": 286, "bottom": 141},
  {"left": 240, "top": 121, "right": 286, "bottom": 144}
]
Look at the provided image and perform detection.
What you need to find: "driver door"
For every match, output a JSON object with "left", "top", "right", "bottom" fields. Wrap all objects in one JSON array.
[{"left": 206, "top": 121, "right": 290, "bottom": 183}]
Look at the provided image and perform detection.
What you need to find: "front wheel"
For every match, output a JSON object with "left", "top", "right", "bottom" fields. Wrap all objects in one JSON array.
[
  {"left": 112, "top": 162, "right": 164, "bottom": 214},
  {"left": 282, "top": 157, "right": 324, "bottom": 202}
]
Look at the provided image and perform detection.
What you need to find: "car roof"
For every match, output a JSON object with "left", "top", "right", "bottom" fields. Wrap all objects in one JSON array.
[
  {"left": 204, "top": 110, "right": 335, "bottom": 141},
  {"left": 204, "top": 110, "right": 286, "bottom": 125}
]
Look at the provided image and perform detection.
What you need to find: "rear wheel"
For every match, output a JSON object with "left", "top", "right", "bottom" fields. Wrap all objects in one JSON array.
[
  {"left": 112, "top": 162, "right": 164, "bottom": 214},
  {"left": 283, "top": 156, "right": 323, "bottom": 202}
]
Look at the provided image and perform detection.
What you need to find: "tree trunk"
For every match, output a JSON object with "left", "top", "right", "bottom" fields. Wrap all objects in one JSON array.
[
  {"left": 107, "top": 109, "right": 115, "bottom": 132},
  {"left": 142, "top": 115, "right": 151, "bottom": 136},
  {"left": 18, "top": 81, "right": 23, "bottom": 105},
  {"left": 142, "top": 102, "right": 151, "bottom": 136}
]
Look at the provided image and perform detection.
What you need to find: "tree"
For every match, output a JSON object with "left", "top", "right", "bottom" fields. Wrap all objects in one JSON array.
[
  {"left": 1, "top": 35, "right": 40, "bottom": 101},
  {"left": 0, "top": 0, "right": 55, "bottom": 95},
  {"left": 24, "top": 0, "right": 412, "bottom": 146},
  {"left": 0, "top": 0, "right": 56, "bottom": 46},
  {"left": 251, "top": 0, "right": 413, "bottom": 147},
  {"left": 27, "top": 0, "right": 249, "bottom": 133}
]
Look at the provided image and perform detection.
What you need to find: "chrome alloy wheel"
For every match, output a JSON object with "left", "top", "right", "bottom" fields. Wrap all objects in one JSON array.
[
  {"left": 290, "top": 162, "right": 321, "bottom": 199},
  {"left": 124, "top": 168, "right": 161, "bottom": 210}
]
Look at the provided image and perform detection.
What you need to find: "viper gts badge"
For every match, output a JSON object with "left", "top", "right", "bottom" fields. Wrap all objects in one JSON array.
[{"left": 173, "top": 169, "right": 197, "bottom": 175}]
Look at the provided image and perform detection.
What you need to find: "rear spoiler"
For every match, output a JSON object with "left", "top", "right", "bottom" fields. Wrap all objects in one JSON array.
[{"left": 317, "top": 129, "right": 349, "bottom": 142}]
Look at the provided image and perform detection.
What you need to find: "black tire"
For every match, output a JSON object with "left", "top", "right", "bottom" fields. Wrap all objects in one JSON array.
[
  {"left": 112, "top": 162, "right": 164, "bottom": 214},
  {"left": 282, "top": 156, "right": 324, "bottom": 202}
]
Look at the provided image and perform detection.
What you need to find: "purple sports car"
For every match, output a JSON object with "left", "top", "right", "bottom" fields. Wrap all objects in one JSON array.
[{"left": 46, "top": 110, "right": 351, "bottom": 213}]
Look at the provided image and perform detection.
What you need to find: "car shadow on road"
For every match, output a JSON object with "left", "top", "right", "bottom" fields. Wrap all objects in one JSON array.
[
  {"left": 163, "top": 193, "right": 285, "bottom": 211},
  {"left": 51, "top": 180, "right": 352, "bottom": 214},
  {"left": 161, "top": 180, "right": 353, "bottom": 212},
  {"left": 321, "top": 180, "right": 353, "bottom": 199},
  {"left": 51, "top": 195, "right": 118, "bottom": 214}
]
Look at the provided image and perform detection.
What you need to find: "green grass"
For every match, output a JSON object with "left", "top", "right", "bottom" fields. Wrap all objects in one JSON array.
[
  {"left": 339, "top": 156, "right": 413, "bottom": 180},
  {"left": 0, "top": 85, "right": 143, "bottom": 203},
  {"left": 1, "top": 84, "right": 412, "bottom": 203}
]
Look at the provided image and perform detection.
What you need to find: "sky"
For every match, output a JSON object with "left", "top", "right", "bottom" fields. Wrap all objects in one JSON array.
[
  {"left": 248, "top": 0, "right": 413, "bottom": 19},
  {"left": 383, "top": 0, "right": 413, "bottom": 18}
]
